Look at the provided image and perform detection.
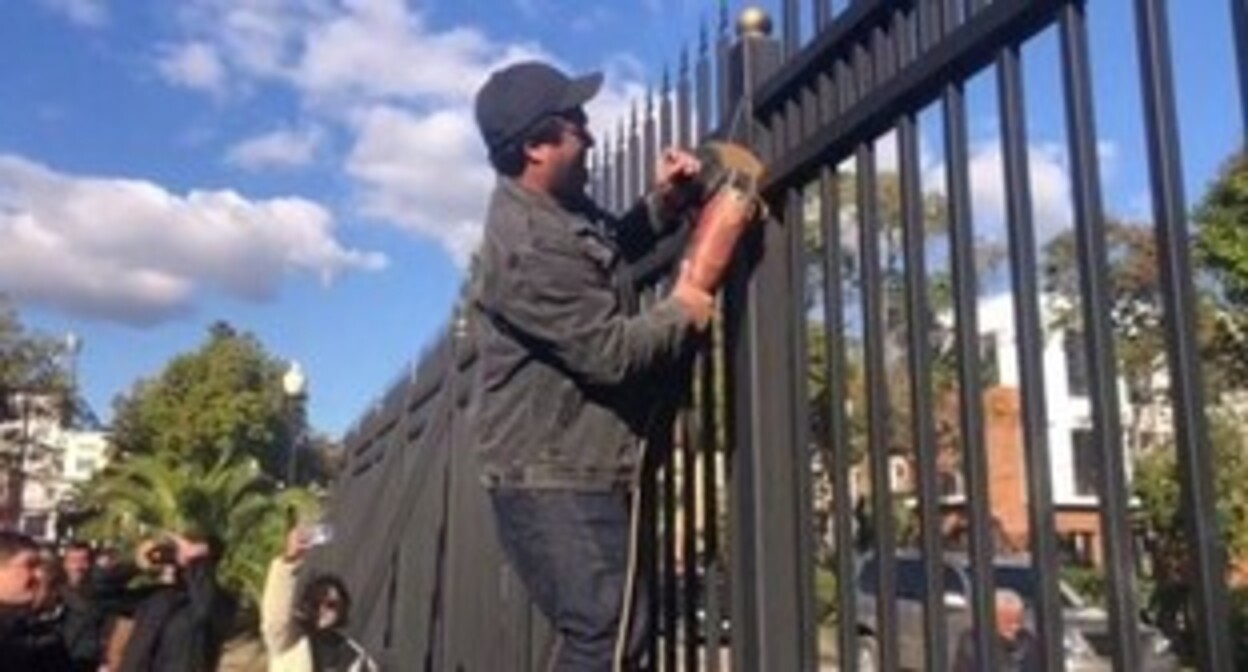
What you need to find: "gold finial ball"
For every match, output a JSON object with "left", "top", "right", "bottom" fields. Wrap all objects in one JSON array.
[{"left": 737, "top": 6, "right": 773, "bottom": 38}]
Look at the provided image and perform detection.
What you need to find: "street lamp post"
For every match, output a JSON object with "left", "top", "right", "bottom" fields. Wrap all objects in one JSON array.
[{"left": 282, "top": 361, "right": 307, "bottom": 487}]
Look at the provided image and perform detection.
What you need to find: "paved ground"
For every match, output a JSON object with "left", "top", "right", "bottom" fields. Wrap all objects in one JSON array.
[{"left": 217, "top": 636, "right": 266, "bottom": 672}]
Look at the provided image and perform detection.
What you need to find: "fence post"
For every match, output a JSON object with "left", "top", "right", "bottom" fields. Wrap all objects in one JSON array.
[{"left": 721, "top": 7, "right": 818, "bottom": 671}]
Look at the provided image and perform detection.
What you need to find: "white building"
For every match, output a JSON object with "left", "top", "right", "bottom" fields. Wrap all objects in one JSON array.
[
  {"left": 972, "top": 293, "right": 1174, "bottom": 563},
  {"left": 0, "top": 393, "right": 110, "bottom": 540}
]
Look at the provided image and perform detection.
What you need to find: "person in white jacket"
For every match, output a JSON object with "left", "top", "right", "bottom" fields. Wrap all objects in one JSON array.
[{"left": 261, "top": 528, "right": 376, "bottom": 672}]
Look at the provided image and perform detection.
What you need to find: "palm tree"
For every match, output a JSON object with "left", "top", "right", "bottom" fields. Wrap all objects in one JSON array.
[{"left": 75, "top": 446, "right": 316, "bottom": 609}]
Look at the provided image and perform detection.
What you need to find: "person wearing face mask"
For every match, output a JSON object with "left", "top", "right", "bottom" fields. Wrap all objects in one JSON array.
[{"left": 262, "top": 527, "right": 376, "bottom": 672}]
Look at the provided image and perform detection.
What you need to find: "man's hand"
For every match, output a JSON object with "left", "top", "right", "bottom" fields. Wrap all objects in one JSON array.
[
  {"left": 654, "top": 148, "right": 702, "bottom": 217},
  {"left": 282, "top": 527, "right": 312, "bottom": 564},
  {"left": 135, "top": 539, "right": 160, "bottom": 572},
  {"left": 173, "top": 535, "right": 210, "bottom": 566},
  {"left": 671, "top": 261, "right": 716, "bottom": 330},
  {"left": 681, "top": 184, "right": 760, "bottom": 295}
]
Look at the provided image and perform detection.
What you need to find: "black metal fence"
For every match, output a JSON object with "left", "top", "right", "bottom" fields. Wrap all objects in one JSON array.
[{"left": 321, "top": 1, "right": 1241, "bottom": 670}]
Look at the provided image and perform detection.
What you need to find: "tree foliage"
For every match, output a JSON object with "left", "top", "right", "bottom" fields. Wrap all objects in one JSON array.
[
  {"left": 1196, "top": 150, "right": 1248, "bottom": 309},
  {"left": 78, "top": 322, "right": 320, "bottom": 614},
  {"left": 0, "top": 296, "right": 70, "bottom": 420},
  {"left": 109, "top": 322, "right": 294, "bottom": 478},
  {"left": 1134, "top": 408, "right": 1248, "bottom": 655},
  {"left": 76, "top": 449, "right": 315, "bottom": 607}
]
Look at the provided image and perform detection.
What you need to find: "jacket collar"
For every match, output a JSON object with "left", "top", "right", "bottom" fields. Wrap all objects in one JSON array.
[{"left": 497, "top": 178, "right": 601, "bottom": 236}]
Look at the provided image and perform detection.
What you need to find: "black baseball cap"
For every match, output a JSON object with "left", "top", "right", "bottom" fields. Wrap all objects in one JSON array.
[{"left": 474, "top": 61, "right": 603, "bottom": 155}]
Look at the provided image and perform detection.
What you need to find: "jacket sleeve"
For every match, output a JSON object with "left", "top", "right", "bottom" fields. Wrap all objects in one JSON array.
[
  {"left": 611, "top": 193, "right": 687, "bottom": 262},
  {"left": 479, "top": 226, "right": 696, "bottom": 387},
  {"left": 182, "top": 559, "right": 220, "bottom": 624},
  {"left": 261, "top": 557, "right": 300, "bottom": 655},
  {"left": 951, "top": 630, "right": 975, "bottom": 672}
]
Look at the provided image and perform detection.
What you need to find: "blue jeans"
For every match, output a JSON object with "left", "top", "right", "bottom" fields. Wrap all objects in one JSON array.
[{"left": 489, "top": 488, "right": 650, "bottom": 671}]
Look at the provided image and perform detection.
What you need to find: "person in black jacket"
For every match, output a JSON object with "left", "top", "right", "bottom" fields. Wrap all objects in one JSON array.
[
  {"left": 19, "top": 549, "right": 73, "bottom": 671},
  {"left": 118, "top": 533, "right": 230, "bottom": 672},
  {"left": 471, "top": 60, "right": 757, "bottom": 671},
  {"left": 0, "top": 531, "right": 42, "bottom": 664},
  {"left": 952, "top": 589, "right": 1040, "bottom": 672},
  {"left": 58, "top": 541, "right": 107, "bottom": 671}
]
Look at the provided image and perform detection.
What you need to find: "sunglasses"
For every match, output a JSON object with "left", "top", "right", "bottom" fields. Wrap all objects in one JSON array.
[{"left": 551, "top": 109, "right": 593, "bottom": 145}]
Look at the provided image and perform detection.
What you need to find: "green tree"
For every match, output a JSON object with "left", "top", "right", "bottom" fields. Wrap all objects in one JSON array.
[
  {"left": 1196, "top": 150, "right": 1248, "bottom": 309},
  {"left": 1134, "top": 408, "right": 1248, "bottom": 661},
  {"left": 1195, "top": 150, "right": 1248, "bottom": 387},
  {"left": 0, "top": 296, "right": 72, "bottom": 419},
  {"left": 76, "top": 449, "right": 314, "bottom": 608},
  {"left": 109, "top": 321, "right": 298, "bottom": 480},
  {"left": 79, "top": 322, "right": 321, "bottom": 615},
  {"left": 1041, "top": 220, "right": 1172, "bottom": 453}
]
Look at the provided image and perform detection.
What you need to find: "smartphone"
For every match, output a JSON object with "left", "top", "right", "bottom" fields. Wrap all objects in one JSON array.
[{"left": 306, "top": 522, "right": 334, "bottom": 547}]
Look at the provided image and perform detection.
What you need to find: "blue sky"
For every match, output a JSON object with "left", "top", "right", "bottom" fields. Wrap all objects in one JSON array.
[{"left": 1, "top": 0, "right": 1239, "bottom": 439}]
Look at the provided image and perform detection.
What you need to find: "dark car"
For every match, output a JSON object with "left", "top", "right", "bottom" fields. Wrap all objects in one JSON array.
[{"left": 853, "top": 552, "right": 1178, "bottom": 671}]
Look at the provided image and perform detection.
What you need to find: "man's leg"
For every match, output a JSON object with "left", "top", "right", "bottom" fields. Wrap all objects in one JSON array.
[{"left": 489, "top": 489, "right": 649, "bottom": 671}]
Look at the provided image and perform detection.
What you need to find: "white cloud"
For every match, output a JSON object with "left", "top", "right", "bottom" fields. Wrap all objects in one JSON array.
[
  {"left": 225, "top": 126, "right": 324, "bottom": 171},
  {"left": 922, "top": 140, "right": 1076, "bottom": 242},
  {"left": 40, "top": 0, "right": 108, "bottom": 27},
  {"left": 157, "top": 42, "right": 227, "bottom": 96},
  {"left": 154, "top": 1, "right": 655, "bottom": 267},
  {"left": 0, "top": 155, "right": 385, "bottom": 325},
  {"left": 170, "top": 0, "right": 546, "bottom": 107},
  {"left": 346, "top": 105, "right": 492, "bottom": 265}
]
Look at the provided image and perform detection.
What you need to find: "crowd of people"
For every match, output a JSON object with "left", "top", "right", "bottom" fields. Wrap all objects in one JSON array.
[
  {"left": 0, "top": 528, "right": 223, "bottom": 670},
  {"left": 0, "top": 524, "right": 373, "bottom": 672}
]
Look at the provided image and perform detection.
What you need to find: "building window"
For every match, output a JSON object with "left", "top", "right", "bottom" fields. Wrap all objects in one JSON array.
[
  {"left": 22, "top": 515, "right": 48, "bottom": 538},
  {"left": 1064, "top": 330, "right": 1089, "bottom": 397},
  {"left": 1071, "top": 428, "right": 1100, "bottom": 497}
]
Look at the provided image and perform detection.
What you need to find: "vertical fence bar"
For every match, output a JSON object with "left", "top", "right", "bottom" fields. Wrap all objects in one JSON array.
[
  {"left": 819, "top": 164, "right": 859, "bottom": 672},
  {"left": 645, "top": 89, "right": 657, "bottom": 191},
  {"left": 629, "top": 104, "right": 641, "bottom": 202},
  {"left": 602, "top": 138, "right": 615, "bottom": 213},
  {"left": 699, "top": 329, "right": 723, "bottom": 672},
  {"left": 943, "top": 78, "right": 998, "bottom": 671},
  {"left": 996, "top": 42, "right": 1064, "bottom": 672},
  {"left": 679, "top": 48, "right": 693, "bottom": 148},
  {"left": 724, "top": 19, "right": 813, "bottom": 671},
  {"left": 615, "top": 121, "right": 626, "bottom": 213},
  {"left": 718, "top": 3, "right": 732, "bottom": 133},
  {"left": 784, "top": 0, "right": 801, "bottom": 57},
  {"left": 1059, "top": 4, "right": 1142, "bottom": 669},
  {"left": 681, "top": 395, "right": 699, "bottom": 670},
  {"left": 943, "top": 0, "right": 963, "bottom": 32},
  {"left": 642, "top": 454, "right": 660, "bottom": 668},
  {"left": 661, "top": 68, "right": 674, "bottom": 151},
  {"left": 1232, "top": 0, "right": 1248, "bottom": 134},
  {"left": 698, "top": 25, "right": 713, "bottom": 139},
  {"left": 898, "top": 112, "right": 949, "bottom": 672},
  {"left": 1134, "top": 0, "right": 1234, "bottom": 669},
  {"left": 662, "top": 440, "right": 678, "bottom": 671},
  {"left": 815, "top": 0, "right": 831, "bottom": 30},
  {"left": 859, "top": 139, "right": 900, "bottom": 672},
  {"left": 786, "top": 185, "right": 819, "bottom": 670}
]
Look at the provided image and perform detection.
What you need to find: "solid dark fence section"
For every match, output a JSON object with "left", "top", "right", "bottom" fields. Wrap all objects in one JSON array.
[{"left": 319, "top": 1, "right": 1237, "bottom": 670}]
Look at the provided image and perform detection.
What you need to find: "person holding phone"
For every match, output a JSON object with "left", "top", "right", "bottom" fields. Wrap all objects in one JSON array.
[
  {"left": 117, "top": 533, "right": 229, "bottom": 672},
  {"left": 262, "top": 525, "right": 376, "bottom": 672}
]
